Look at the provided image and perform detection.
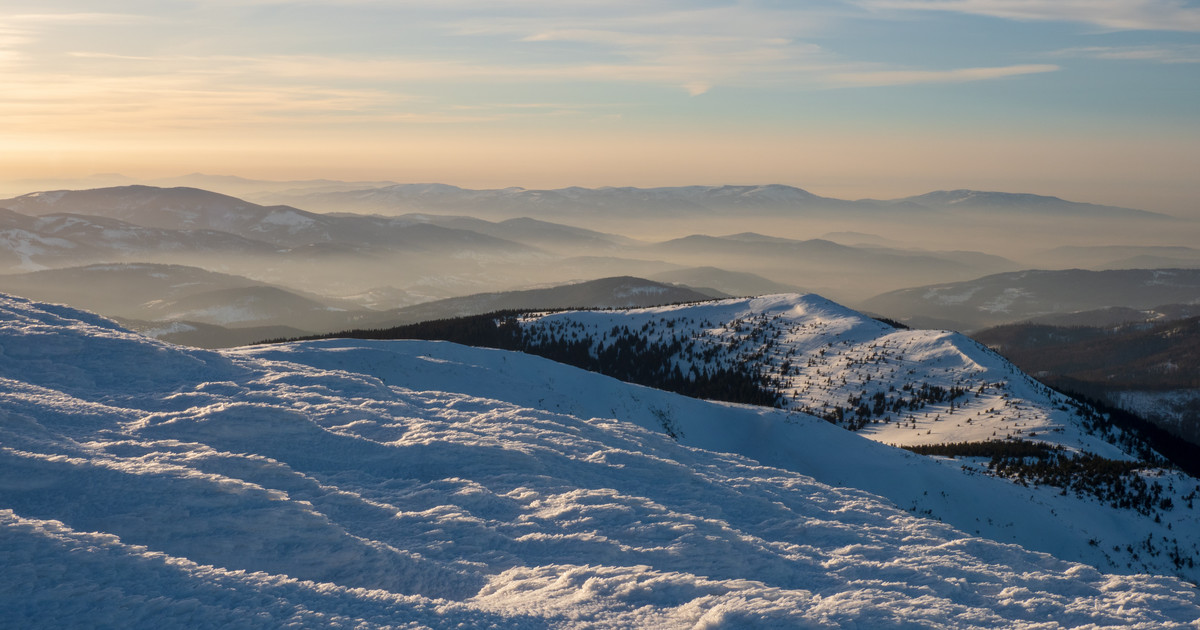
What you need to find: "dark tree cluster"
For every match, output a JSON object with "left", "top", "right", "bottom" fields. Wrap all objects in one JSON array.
[
  {"left": 519, "top": 317, "right": 781, "bottom": 407},
  {"left": 871, "top": 316, "right": 910, "bottom": 330},
  {"left": 268, "top": 310, "right": 783, "bottom": 408},
  {"left": 816, "top": 383, "right": 968, "bottom": 430},
  {"left": 904, "top": 440, "right": 1181, "bottom": 517},
  {"left": 1055, "top": 385, "right": 1200, "bottom": 478},
  {"left": 260, "top": 309, "right": 528, "bottom": 349}
]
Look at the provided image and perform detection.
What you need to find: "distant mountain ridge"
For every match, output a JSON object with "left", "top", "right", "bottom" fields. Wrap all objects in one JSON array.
[
  {"left": 254, "top": 182, "right": 1170, "bottom": 221},
  {"left": 647, "top": 266, "right": 802, "bottom": 297},
  {"left": 0, "top": 264, "right": 724, "bottom": 347},
  {"left": 640, "top": 232, "right": 1020, "bottom": 300},
  {"left": 0, "top": 186, "right": 542, "bottom": 252},
  {"left": 0, "top": 207, "right": 280, "bottom": 270},
  {"left": 895, "top": 190, "right": 1170, "bottom": 219},
  {"left": 6, "top": 184, "right": 1169, "bottom": 231},
  {"left": 357, "top": 276, "right": 718, "bottom": 329},
  {"left": 0, "top": 263, "right": 376, "bottom": 333},
  {"left": 387, "top": 213, "right": 640, "bottom": 255},
  {"left": 862, "top": 268, "right": 1200, "bottom": 331},
  {"left": 0, "top": 184, "right": 1048, "bottom": 303},
  {"left": 1, "top": 174, "right": 1174, "bottom": 222}
]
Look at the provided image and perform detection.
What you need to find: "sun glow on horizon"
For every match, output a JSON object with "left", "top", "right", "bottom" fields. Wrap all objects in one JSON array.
[{"left": 1, "top": 1, "right": 1198, "bottom": 213}]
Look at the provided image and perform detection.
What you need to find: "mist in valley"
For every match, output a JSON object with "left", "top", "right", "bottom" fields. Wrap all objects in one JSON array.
[{"left": 0, "top": 178, "right": 1195, "bottom": 356}]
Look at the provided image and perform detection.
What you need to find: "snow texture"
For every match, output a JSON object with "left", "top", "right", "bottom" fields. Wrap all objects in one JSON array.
[
  {"left": 516, "top": 295, "right": 1140, "bottom": 456},
  {"left": 505, "top": 296, "right": 1200, "bottom": 581},
  {"left": 1, "top": 293, "right": 1199, "bottom": 628}
]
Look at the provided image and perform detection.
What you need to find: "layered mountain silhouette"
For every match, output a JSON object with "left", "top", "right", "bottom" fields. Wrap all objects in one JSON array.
[
  {"left": 258, "top": 183, "right": 1172, "bottom": 222},
  {"left": 863, "top": 269, "right": 1200, "bottom": 331}
]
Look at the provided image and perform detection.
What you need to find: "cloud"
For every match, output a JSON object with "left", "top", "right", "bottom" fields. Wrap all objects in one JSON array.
[
  {"left": 1050, "top": 45, "right": 1200, "bottom": 63},
  {"left": 3, "top": 2, "right": 1071, "bottom": 109},
  {"left": 829, "top": 63, "right": 1060, "bottom": 86},
  {"left": 0, "top": 66, "right": 462, "bottom": 132},
  {"left": 445, "top": 4, "right": 842, "bottom": 93},
  {"left": 10, "top": 12, "right": 150, "bottom": 22},
  {"left": 858, "top": 0, "right": 1200, "bottom": 32}
]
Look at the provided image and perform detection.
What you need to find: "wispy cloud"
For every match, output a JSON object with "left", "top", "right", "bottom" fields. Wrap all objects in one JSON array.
[
  {"left": 0, "top": 2, "right": 1072, "bottom": 107},
  {"left": 8, "top": 12, "right": 152, "bottom": 24},
  {"left": 1051, "top": 45, "right": 1200, "bottom": 63},
  {"left": 859, "top": 0, "right": 1200, "bottom": 32},
  {"left": 0, "top": 24, "right": 35, "bottom": 71},
  {"left": 0, "top": 67, "right": 468, "bottom": 132},
  {"left": 829, "top": 63, "right": 1060, "bottom": 87},
  {"left": 449, "top": 5, "right": 839, "bottom": 94}
]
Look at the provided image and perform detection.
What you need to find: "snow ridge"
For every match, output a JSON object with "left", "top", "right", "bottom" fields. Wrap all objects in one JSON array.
[{"left": 517, "top": 294, "right": 1138, "bottom": 455}]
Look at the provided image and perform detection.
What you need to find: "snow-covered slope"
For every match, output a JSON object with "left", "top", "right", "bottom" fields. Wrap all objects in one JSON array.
[
  {"left": 514, "top": 294, "right": 1146, "bottom": 456},
  {"left": 2, "top": 293, "right": 1200, "bottom": 627}
]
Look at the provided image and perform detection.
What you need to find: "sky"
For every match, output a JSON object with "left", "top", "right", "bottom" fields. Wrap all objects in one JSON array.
[{"left": 2, "top": 0, "right": 1199, "bottom": 213}]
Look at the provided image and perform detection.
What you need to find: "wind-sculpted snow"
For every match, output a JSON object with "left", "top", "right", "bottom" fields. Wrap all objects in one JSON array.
[{"left": 2, "top": 294, "right": 1200, "bottom": 627}]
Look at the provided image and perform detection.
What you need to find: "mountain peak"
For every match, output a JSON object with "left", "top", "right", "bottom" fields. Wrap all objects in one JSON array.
[{"left": 899, "top": 189, "right": 1173, "bottom": 219}]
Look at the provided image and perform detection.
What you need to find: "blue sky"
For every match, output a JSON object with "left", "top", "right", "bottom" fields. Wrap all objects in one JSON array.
[{"left": 2, "top": 1, "right": 1198, "bottom": 211}]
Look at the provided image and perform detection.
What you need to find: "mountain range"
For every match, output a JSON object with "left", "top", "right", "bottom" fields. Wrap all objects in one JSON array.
[
  {"left": 0, "top": 184, "right": 1055, "bottom": 303},
  {"left": 258, "top": 182, "right": 1172, "bottom": 222},
  {"left": 0, "top": 186, "right": 540, "bottom": 251},
  {"left": 3, "top": 183, "right": 1199, "bottom": 348},
  {"left": 0, "top": 263, "right": 374, "bottom": 333},
  {"left": 0, "top": 172, "right": 400, "bottom": 200},
  {"left": 0, "top": 263, "right": 724, "bottom": 348},
  {"left": 3, "top": 174, "right": 1176, "bottom": 222}
]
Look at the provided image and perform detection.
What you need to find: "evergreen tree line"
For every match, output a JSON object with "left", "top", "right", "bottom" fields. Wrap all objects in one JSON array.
[
  {"left": 264, "top": 310, "right": 782, "bottom": 408},
  {"left": 904, "top": 440, "right": 1179, "bottom": 516},
  {"left": 1050, "top": 382, "right": 1200, "bottom": 478}
]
